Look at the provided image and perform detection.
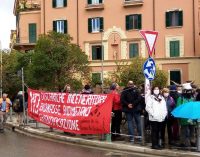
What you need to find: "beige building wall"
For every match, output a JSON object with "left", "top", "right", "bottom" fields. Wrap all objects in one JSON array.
[
  {"left": 18, "top": 11, "right": 41, "bottom": 44},
  {"left": 13, "top": 0, "right": 200, "bottom": 85}
]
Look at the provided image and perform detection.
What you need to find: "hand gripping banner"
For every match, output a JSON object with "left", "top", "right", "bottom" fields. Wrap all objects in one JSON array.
[{"left": 28, "top": 89, "right": 113, "bottom": 134}]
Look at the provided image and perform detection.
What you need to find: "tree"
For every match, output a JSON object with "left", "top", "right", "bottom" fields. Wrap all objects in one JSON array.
[
  {"left": 21, "top": 31, "right": 89, "bottom": 91},
  {"left": 108, "top": 57, "right": 168, "bottom": 88},
  {"left": 1, "top": 50, "right": 22, "bottom": 98}
]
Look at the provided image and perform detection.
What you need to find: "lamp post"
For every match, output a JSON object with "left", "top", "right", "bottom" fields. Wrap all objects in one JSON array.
[{"left": 100, "top": 29, "right": 104, "bottom": 90}]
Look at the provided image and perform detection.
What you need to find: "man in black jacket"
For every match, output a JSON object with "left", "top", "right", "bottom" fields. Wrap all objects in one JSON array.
[{"left": 121, "top": 81, "right": 142, "bottom": 142}]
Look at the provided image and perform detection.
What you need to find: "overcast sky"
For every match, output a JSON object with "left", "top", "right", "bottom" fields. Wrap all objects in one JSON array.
[{"left": 0, "top": 0, "right": 16, "bottom": 49}]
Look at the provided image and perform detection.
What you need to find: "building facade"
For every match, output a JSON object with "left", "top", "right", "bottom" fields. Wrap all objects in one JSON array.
[{"left": 13, "top": 0, "right": 200, "bottom": 85}]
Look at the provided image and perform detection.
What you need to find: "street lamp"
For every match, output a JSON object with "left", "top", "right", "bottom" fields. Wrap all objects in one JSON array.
[{"left": 100, "top": 29, "right": 104, "bottom": 90}]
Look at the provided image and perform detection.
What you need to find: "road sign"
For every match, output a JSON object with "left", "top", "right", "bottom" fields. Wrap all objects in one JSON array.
[
  {"left": 143, "top": 57, "right": 156, "bottom": 80},
  {"left": 139, "top": 30, "right": 158, "bottom": 57}
]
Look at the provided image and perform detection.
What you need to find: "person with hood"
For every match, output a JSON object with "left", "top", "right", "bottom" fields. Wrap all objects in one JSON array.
[
  {"left": 145, "top": 86, "right": 167, "bottom": 149},
  {"left": 120, "top": 80, "right": 142, "bottom": 143},
  {"left": 177, "top": 83, "right": 196, "bottom": 147},
  {"left": 0, "top": 93, "right": 12, "bottom": 132}
]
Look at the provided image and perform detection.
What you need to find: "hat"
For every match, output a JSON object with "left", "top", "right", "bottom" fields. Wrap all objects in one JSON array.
[
  {"left": 169, "top": 85, "right": 176, "bottom": 91},
  {"left": 182, "top": 83, "right": 192, "bottom": 90},
  {"left": 18, "top": 91, "right": 23, "bottom": 95}
]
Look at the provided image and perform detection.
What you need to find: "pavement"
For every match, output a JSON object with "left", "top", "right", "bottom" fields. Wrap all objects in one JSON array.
[{"left": 4, "top": 115, "right": 200, "bottom": 157}]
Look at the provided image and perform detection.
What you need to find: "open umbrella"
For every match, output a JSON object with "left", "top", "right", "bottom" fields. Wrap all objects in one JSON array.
[
  {"left": 172, "top": 101, "right": 200, "bottom": 119},
  {"left": 172, "top": 101, "right": 200, "bottom": 151}
]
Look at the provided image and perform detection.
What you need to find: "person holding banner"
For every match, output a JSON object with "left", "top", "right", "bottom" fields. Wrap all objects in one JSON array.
[
  {"left": 145, "top": 86, "right": 167, "bottom": 149},
  {"left": 110, "top": 83, "right": 123, "bottom": 141},
  {"left": 120, "top": 81, "right": 142, "bottom": 143}
]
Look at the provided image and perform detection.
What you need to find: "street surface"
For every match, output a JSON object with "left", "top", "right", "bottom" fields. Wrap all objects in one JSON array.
[{"left": 0, "top": 129, "right": 160, "bottom": 157}]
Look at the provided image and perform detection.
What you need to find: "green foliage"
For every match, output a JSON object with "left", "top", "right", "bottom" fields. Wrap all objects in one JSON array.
[
  {"left": 1, "top": 50, "right": 22, "bottom": 98},
  {"left": 109, "top": 57, "right": 168, "bottom": 89},
  {"left": 24, "top": 31, "right": 90, "bottom": 91}
]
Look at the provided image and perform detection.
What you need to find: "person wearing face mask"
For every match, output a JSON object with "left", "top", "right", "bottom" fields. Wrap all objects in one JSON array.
[
  {"left": 177, "top": 83, "right": 196, "bottom": 147},
  {"left": 162, "top": 88, "right": 175, "bottom": 146},
  {"left": 145, "top": 86, "right": 167, "bottom": 149}
]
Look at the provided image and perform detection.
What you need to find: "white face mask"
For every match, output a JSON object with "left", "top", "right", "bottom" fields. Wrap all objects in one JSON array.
[
  {"left": 164, "top": 93, "right": 169, "bottom": 97},
  {"left": 177, "top": 90, "right": 182, "bottom": 94},
  {"left": 153, "top": 89, "right": 160, "bottom": 95}
]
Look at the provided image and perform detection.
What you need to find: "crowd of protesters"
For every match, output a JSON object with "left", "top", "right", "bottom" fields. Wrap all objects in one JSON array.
[
  {"left": 73, "top": 80, "right": 200, "bottom": 150},
  {"left": 1, "top": 81, "right": 200, "bottom": 151}
]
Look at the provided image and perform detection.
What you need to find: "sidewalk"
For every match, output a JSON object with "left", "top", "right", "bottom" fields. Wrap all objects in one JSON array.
[{"left": 5, "top": 115, "right": 200, "bottom": 157}]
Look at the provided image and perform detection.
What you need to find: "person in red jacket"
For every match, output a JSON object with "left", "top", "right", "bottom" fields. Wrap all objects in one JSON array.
[{"left": 110, "top": 83, "right": 123, "bottom": 141}]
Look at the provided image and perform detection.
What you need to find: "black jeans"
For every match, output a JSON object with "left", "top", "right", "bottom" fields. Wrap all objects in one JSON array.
[
  {"left": 111, "top": 110, "right": 122, "bottom": 137},
  {"left": 161, "top": 117, "right": 174, "bottom": 144},
  {"left": 150, "top": 121, "right": 163, "bottom": 147}
]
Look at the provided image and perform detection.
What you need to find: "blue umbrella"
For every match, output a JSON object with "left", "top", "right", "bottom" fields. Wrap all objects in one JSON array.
[{"left": 172, "top": 101, "right": 200, "bottom": 119}]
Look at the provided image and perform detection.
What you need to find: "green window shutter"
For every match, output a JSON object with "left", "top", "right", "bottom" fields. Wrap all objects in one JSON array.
[
  {"left": 88, "top": 0, "right": 92, "bottom": 4},
  {"left": 174, "top": 41, "right": 180, "bottom": 57},
  {"left": 170, "top": 41, "right": 180, "bottom": 57},
  {"left": 88, "top": 18, "right": 92, "bottom": 33},
  {"left": 166, "top": 12, "right": 170, "bottom": 27},
  {"left": 126, "top": 15, "right": 130, "bottom": 30},
  {"left": 137, "top": 14, "right": 142, "bottom": 29},
  {"left": 29, "top": 23, "right": 37, "bottom": 43},
  {"left": 100, "top": 17, "right": 104, "bottom": 31},
  {"left": 92, "top": 46, "right": 97, "bottom": 60},
  {"left": 52, "top": 0, "right": 56, "bottom": 8},
  {"left": 53, "top": 21, "right": 57, "bottom": 32},
  {"left": 64, "top": 0, "right": 67, "bottom": 7},
  {"left": 99, "top": 0, "right": 103, "bottom": 3},
  {"left": 64, "top": 20, "right": 67, "bottom": 34},
  {"left": 129, "top": 43, "right": 138, "bottom": 58},
  {"left": 178, "top": 11, "right": 183, "bottom": 26},
  {"left": 170, "top": 41, "right": 174, "bottom": 57}
]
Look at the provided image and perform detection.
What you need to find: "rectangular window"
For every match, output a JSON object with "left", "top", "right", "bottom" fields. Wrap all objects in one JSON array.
[
  {"left": 53, "top": 20, "right": 67, "bottom": 34},
  {"left": 126, "top": 14, "right": 142, "bottom": 30},
  {"left": 88, "top": 0, "right": 103, "bottom": 5},
  {"left": 52, "top": 0, "right": 67, "bottom": 8},
  {"left": 29, "top": 23, "right": 37, "bottom": 43},
  {"left": 129, "top": 43, "right": 139, "bottom": 58},
  {"left": 166, "top": 11, "right": 183, "bottom": 27},
  {"left": 88, "top": 17, "right": 103, "bottom": 33},
  {"left": 170, "top": 40, "right": 180, "bottom": 57},
  {"left": 170, "top": 70, "right": 181, "bottom": 85},
  {"left": 92, "top": 45, "right": 102, "bottom": 60}
]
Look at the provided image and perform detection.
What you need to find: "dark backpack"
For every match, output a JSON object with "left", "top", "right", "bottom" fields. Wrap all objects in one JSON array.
[{"left": 13, "top": 98, "right": 20, "bottom": 112}]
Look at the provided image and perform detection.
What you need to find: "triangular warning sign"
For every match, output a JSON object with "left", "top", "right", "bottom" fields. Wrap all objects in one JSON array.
[{"left": 139, "top": 30, "right": 158, "bottom": 57}]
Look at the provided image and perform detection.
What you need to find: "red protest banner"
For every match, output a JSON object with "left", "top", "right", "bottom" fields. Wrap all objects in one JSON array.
[{"left": 28, "top": 89, "right": 113, "bottom": 134}]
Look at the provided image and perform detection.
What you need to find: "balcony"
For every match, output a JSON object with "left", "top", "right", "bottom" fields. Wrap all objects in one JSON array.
[
  {"left": 17, "top": 1, "right": 41, "bottom": 13},
  {"left": 85, "top": 3, "right": 104, "bottom": 11},
  {"left": 123, "top": 0, "right": 144, "bottom": 7}
]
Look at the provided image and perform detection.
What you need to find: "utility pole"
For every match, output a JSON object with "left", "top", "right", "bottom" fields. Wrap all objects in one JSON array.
[{"left": 100, "top": 29, "right": 104, "bottom": 90}]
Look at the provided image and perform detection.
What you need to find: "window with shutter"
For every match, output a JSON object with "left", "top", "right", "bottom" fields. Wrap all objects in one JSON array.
[
  {"left": 88, "top": 17, "right": 103, "bottom": 33},
  {"left": 53, "top": 0, "right": 67, "bottom": 8},
  {"left": 126, "top": 14, "right": 142, "bottom": 30},
  {"left": 29, "top": 23, "right": 37, "bottom": 43},
  {"left": 170, "top": 41, "right": 180, "bottom": 57},
  {"left": 129, "top": 43, "right": 139, "bottom": 58},
  {"left": 53, "top": 20, "right": 67, "bottom": 33},
  {"left": 166, "top": 10, "right": 183, "bottom": 27}
]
